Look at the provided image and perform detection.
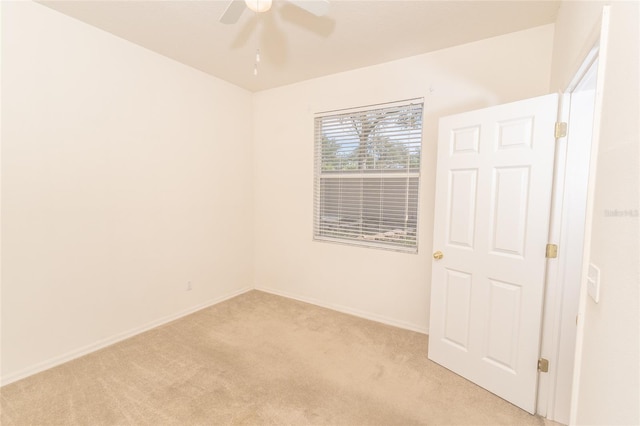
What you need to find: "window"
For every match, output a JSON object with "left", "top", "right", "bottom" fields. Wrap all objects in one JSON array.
[{"left": 313, "top": 99, "right": 424, "bottom": 252}]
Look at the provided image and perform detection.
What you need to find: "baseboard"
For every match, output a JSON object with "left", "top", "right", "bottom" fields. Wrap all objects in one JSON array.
[
  {"left": 0, "top": 286, "right": 253, "bottom": 387},
  {"left": 2, "top": 285, "right": 427, "bottom": 386},
  {"left": 255, "top": 286, "right": 428, "bottom": 335}
]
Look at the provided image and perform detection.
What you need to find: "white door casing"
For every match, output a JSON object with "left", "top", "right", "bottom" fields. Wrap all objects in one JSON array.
[{"left": 428, "top": 94, "right": 559, "bottom": 414}]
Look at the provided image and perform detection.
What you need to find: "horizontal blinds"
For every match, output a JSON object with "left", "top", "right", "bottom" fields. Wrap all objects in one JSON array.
[{"left": 313, "top": 100, "right": 424, "bottom": 252}]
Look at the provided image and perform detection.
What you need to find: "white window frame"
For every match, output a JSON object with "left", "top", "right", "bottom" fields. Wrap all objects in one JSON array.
[{"left": 313, "top": 99, "right": 424, "bottom": 252}]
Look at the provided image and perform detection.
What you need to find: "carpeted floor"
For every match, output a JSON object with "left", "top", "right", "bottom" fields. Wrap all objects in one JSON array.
[{"left": 1, "top": 290, "right": 558, "bottom": 425}]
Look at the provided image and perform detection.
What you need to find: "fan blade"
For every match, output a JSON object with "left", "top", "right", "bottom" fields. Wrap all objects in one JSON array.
[
  {"left": 287, "top": 0, "right": 330, "bottom": 17},
  {"left": 220, "top": 0, "right": 247, "bottom": 24}
]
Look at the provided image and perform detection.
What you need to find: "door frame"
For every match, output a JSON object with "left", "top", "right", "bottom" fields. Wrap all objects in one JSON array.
[{"left": 536, "top": 6, "right": 610, "bottom": 423}]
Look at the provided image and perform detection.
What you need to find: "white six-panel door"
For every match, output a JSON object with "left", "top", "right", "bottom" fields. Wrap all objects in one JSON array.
[{"left": 428, "top": 94, "right": 558, "bottom": 413}]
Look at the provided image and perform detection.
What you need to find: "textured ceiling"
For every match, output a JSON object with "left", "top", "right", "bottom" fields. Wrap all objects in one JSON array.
[{"left": 40, "top": 0, "right": 561, "bottom": 92}]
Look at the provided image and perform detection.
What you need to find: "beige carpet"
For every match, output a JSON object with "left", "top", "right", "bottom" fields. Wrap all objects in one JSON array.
[{"left": 1, "top": 290, "right": 556, "bottom": 425}]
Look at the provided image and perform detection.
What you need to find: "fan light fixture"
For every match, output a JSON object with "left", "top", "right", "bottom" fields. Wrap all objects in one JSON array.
[{"left": 245, "top": 0, "right": 272, "bottom": 13}]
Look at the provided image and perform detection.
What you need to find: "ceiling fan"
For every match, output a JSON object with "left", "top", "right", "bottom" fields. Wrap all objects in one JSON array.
[{"left": 219, "top": 0, "right": 330, "bottom": 25}]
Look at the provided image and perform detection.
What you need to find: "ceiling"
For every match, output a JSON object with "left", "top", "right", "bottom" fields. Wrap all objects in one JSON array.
[{"left": 40, "top": 0, "right": 561, "bottom": 92}]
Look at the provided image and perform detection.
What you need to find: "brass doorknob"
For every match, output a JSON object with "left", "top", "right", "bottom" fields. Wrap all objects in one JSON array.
[{"left": 433, "top": 251, "right": 443, "bottom": 260}]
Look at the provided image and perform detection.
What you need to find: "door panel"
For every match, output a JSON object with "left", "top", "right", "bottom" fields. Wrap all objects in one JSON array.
[
  {"left": 443, "top": 268, "right": 472, "bottom": 350},
  {"left": 485, "top": 278, "right": 522, "bottom": 372},
  {"left": 428, "top": 94, "right": 558, "bottom": 414},
  {"left": 448, "top": 169, "right": 478, "bottom": 248},
  {"left": 490, "top": 166, "right": 530, "bottom": 256}
]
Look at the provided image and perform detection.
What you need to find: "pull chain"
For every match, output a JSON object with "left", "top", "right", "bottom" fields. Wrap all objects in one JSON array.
[{"left": 254, "top": 48, "right": 260, "bottom": 76}]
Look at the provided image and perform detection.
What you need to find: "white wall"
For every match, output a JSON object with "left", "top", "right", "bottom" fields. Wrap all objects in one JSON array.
[
  {"left": 550, "top": 1, "right": 640, "bottom": 424},
  {"left": 1, "top": 1, "right": 254, "bottom": 384},
  {"left": 252, "top": 25, "right": 555, "bottom": 332}
]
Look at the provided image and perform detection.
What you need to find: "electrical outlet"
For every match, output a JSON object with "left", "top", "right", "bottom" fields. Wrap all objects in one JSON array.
[{"left": 186, "top": 281, "right": 192, "bottom": 291}]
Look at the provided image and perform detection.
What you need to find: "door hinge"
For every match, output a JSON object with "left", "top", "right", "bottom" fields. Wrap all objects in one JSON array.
[
  {"left": 546, "top": 243, "right": 558, "bottom": 259},
  {"left": 555, "top": 122, "right": 568, "bottom": 139},
  {"left": 538, "top": 358, "right": 549, "bottom": 373}
]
